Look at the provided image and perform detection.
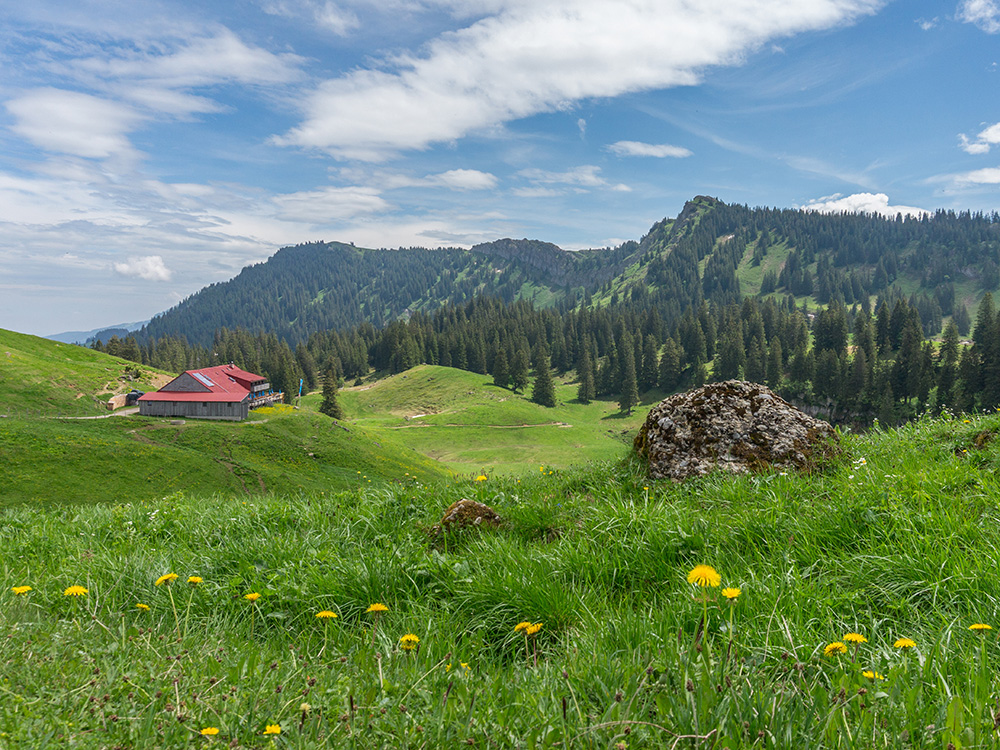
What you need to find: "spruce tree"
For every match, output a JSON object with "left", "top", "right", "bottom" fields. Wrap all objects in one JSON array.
[
  {"left": 658, "top": 338, "right": 681, "bottom": 392},
  {"left": 531, "top": 348, "right": 557, "bottom": 408},
  {"left": 640, "top": 335, "right": 659, "bottom": 392},
  {"left": 319, "top": 366, "right": 344, "bottom": 419},
  {"left": 618, "top": 344, "right": 639, "bottom": 413},
  {"left": 576, "top": 347, "right": 596, "bottom": 403},
  {"left": 510, "top": 347, "right": 531, "bottom": 393},
  {"left": 492, "top": 348, "right": 509, "bottom": 389}
]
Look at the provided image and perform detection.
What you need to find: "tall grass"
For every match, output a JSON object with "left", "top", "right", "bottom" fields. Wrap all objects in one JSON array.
[{"left": 2, "top": 411, "right": 1000, "bottom": 747}]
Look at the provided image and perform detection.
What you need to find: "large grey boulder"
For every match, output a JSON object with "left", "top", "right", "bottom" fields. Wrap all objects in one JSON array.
[{"left": 633, "top": 380, "right": 838, "bottom": 480}]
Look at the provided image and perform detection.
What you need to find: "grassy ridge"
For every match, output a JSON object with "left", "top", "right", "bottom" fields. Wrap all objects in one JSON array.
[
  {"left": 336, "top": 365, "right": 654, "bottom": 475},
  {"left": 2, "top": 412, "right": 1000, "bottom": 747},
  {"left": 0, "top": 328, "right": 169, "bottom": 416},
  {"left": 0, "top": 406, "right": 450, "bottom": 507}
]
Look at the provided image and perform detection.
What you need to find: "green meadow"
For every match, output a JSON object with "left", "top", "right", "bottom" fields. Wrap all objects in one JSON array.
[
  {"left": 3, "top": 411, "right": 1000, "bottom": 747},
  {"left": 335, "top": 365, "right": 654, "bottom": 475}
]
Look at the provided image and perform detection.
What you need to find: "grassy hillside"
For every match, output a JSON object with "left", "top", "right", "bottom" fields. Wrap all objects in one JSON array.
[
  {"left": 0, "top": 328, "right": 170, "bottom": 416},
  {"left": 3, "top": 412, "right": 1000, "bottom": 747},
  {"left": 0, "top": 406, "right": 449, "bottom": 508},
  {"left": 333, "top": 365, "right": 655, "bottom": 475}
]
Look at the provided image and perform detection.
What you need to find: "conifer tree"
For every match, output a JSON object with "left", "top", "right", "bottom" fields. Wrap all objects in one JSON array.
[
  {"left": 619, "top": 344, "right": 639, "bottom": 413},
  {"left": 510, "top": 347, "right": 531, "bottom": 393},
  {"left": 576, "top": 347, "right": 596, "bottom": 403},
  {"left": 319, "top": 366, "right": 344, "bottom": 419},
  {"left": 640, "top": 335, "right": 659, "bottom": 392},
  {"left": 531, "top": 346, "right": 557, "bottom": 408},
  {"left": 937, "top": 321, "right": 960, "bottom": 407},
  {"left": 658, "top": 337, "right": 681, "bottom": 391},
  {"left": 492, "top": 347, "right": 510, "bottom": 389}
]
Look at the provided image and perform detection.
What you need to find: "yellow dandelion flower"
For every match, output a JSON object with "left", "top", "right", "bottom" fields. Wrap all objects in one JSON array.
[
  {"left": 244, "top": 592, "right": 261, "bottom": 602},
  {"left": 155, "top": 573, "right": 179, "bottom": 586},
  {"left": 475, "top": 475, "right": 488, "bottom": 482},
  {"left": 316, "top": 610, "right": 338, "bottom": 619},
  {"left": 366, "top": 602, "right": 388, "bottom": 613},
  {"left": 399, "top": 633, "right": 420, "bottom": 650},
  {"left": 824, "top": 642, "right": 847, "bottom": 656},
  {"left": 12, "top": 586, "right": 31, "bottom": 595},
  {"left": 64, "top": 585, "right": 88, "bottom": 597},
  {"left": 514, "top": 621, "right": 533, "bottom": 633},
  {"left": 862, "top": 670, "right": 885, "bottom": 680},
  {"left": 686, "top": 565, "right": 721, "bottom": 587},
  {"left": 843, "top": 632, "right": 867, "bottom": 644},
  {"left": 722, "top": 587, "right": 741, "bottom": 600},
  {"left": 200, "top": 726, "right": 219, "bottom": 736},
  {"left": 187, "top": 576, "right": 203, "bottom": 585},
  {"left": 894, "top": 637, "right": 916, "bottom": 649},
  {"left": 526, "top": 622, "right": 543, "bottom": 636},
  {"left": 970, "top": 623, "right": 992, "bottom": 631},
  {"left": 263, "top": 724, "right": 281, "bottom": 735},
  {"left": 136, "top": 603, "right": 150, "bottom": 611}
]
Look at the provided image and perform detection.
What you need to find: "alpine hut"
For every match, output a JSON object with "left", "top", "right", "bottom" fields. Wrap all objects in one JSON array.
[{"left": 137, "top": 364, "right": 281, "bottom": 421}]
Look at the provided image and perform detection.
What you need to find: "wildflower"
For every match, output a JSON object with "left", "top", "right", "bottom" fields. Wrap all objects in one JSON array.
[
  {"left": 155, "top": 573, "right": 179, "bottom": 586},
  {"left": 200, "top": 727, "right": 219, "bottom": 735},
  {"left": 526, "top": 622, "right": 543, "bottom": 636},
  {"left": 64, "top": 585, "right": 88, "bottom": 597},
  {"left": 824, "top": 642, "right": 847, "bottom": 656},
  {"left": 244, "top": 592, "right": 261, "bottom": 602},
  {"left": 474, "top": 475, "right": 487, "bottom": 482},
  {"left": 894, "top": 637, "right": 916, "bottom": 649},
  {"left": 446, "top": 662, "right": 471, "bottom": 673},
  {"left": 862, "top": 670, "right": 885, "bottom": 680},
  {"left": 722, "top": 587, "right": 741, "bottom": 601},
  {"left": 843, "top": 632, "right": 867, "bottom": 644},
  {"left": 137, "top": 603, "right": 150, "bottom": 611},
  {"left": 263, "top": 724, "right": 281, "bottom": 735},
  {"left": 399, "top": 633, "right": 420, "bottom": 651},
  {"left": 300, "top": 703, "right": 311, "bottom": 714},
  {"left": 316, "top": 610, "right": 338, "bottom": 619},
  {"left": 11, "top": 586, "right": 31, "bottom": 595},
  {"left": 366, "top": 603, "right": 388, "bottom": 613},
  {"left": 686, "top": 565, "right": 721, "bottom": 587},
  {"left": 514, "top": 621, "right": 533, "bottom": 633},
  {"left": 187, "top": 576, "right": 203, "bottom": 585},
  {"left": 970, "top": 623, "right": 993, "bottom": 631}
]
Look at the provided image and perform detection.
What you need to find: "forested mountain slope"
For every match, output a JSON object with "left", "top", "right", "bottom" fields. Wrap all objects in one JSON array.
[{"left": 137, "top": 196, "right": 1000, "bottom": 348}]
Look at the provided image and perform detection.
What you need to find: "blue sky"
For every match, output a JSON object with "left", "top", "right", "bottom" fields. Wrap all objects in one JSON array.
[{"left": 1, "top": 0, "right": 998, "bottom": 336}]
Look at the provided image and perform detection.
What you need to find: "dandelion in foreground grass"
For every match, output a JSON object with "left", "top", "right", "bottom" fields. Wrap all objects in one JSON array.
[
  {"left": 317, "top": 611, "right": 338, "bottom": 653},
  {"left": 862, "top": 670, "right": 885, "bottom": 680},
  {"left": 64, "top": 585, "right": 88, "bottom": 596},
  {"left": 367, "top": 602, "right": 388, "bottom": 644},
  {"left": 187, "top": 576, "right": 203, "bottom": 585},
  {"left": 12, "top": 586, "right": 31, "bottom": 595},
  {"left": 157, "top": 574, "right": 182, "bottom": 638},
  {"left": 687, "top": 565, "right": 721, "bottom": 587},
  {"left": 824, "top": 642, "right": 848, "bottom": 657},
  {"left": 245, "top": 592, "right": 261, "bottom": 601},
  {"left": 969, "top": 623, "right": 993, "bottom": 631},
  {"left": 474, "top": 475, "right": 487, "bottom": 482},
  {"left": 894, "top": 637, "right": 916, "bottom": 649},
  {"left": 136, "top": 603, "right": 150, "bottom": 612},
  {"left": 843, "top": 632, "right": 867, "bottom": 643},
  {"left": 446, "top": 662, "right": 471, "bottom": 674},
  {"left": 722, "top": 587, "right": 740, "bottom": 601},
  {"left": 399, "top": 633, "right": 420, "bottom": 652},
  {"left": 155, "top": 573, "right": 179, "bottom": 586},
  {"left": 515, "top": 621, "right": 542, "bottom": 666},
  {"left": 245, "top": 593, "right": 261, "bottom": 640},
  {"left": 263, "top": 724, "right": 281, "bottom": 735},
  {"left": 200, "top": 727, "right": 219, "bottom": 736}
]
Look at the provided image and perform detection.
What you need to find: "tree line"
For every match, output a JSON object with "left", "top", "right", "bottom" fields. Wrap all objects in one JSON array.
[{"left": 94, "top": 291, "right": 1000, "bottom": 426}]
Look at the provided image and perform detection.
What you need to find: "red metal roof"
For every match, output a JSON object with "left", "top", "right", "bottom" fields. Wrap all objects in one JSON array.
[{"left": 138, "top": 364, "right": 266, "bottom": 404}]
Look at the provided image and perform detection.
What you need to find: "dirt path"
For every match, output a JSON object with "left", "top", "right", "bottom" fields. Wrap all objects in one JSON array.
[
  {"left": 386, "top": 421, "right": 571, "bottom": 429},
  {"left": 52, "top": 407, "right": 141, "bottom": 420}
]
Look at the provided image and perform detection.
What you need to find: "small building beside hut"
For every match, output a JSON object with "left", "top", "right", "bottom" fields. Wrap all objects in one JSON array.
[{"left": 138, "top": 364, "right": 282, "bottom": 421}]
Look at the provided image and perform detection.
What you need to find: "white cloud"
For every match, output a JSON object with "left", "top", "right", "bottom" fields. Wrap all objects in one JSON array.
[
  {"left": 271, "top": 186, "right": 391, "bottom": 223},
  {"left": 916, "top": 16, "right": 938, "bottom": 30},
  {"left": 113, "top": 255, "right": 173, "bottom": 281},
  {"left": 6, "top": 89, "right": 142, "bottom": 159},
  {"left": 802, "top": 192, "right": 929, "bottom": 217},
  {"left": 276, "top": 0, "right": 882, "bottom": 160},
  {"left": 958, "top": 0, "right": 1000, "bottom": 32},
  {"left": 519, "top": 164, "right": 630, "bottom": 192},
  {"left": 949, "top": 166, "right": 1000, "bottom": 185},
  {"left": 429, "top": 169, "right": 498, "bottom": 190},
  {"left": 959, "top": 122, "right": 1000, "bottom": 154},
  {"left": 261, "top": 0, "right": 360, "bottom": 35},
  {"left": 607, "top": 140, "right": 692, "bottom": 158}
]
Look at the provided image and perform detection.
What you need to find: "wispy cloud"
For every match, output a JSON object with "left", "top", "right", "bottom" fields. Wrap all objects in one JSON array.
[
  {"left": 260, "top": 0, "right": 360, "bottom": 35},
  {"left": 958, "top": 0, "right": 1000, "bottom": 33},
  {"left": 959, "top": 122, "right": 1000, "bottom": 154},
  {"left": 607, "top": 140, "right": 692, "bottom": 158},
  {"left": 802, "top": 192, "right": 928, "bottom": 217},
  {"left": 518, "top": 165, "right": 630, "bottom": 193},
  {"left": 113, "top": 255, "right": 172, "bottom": 281},
  {"left": 276, "top": 0, "right": 883, "bottom": 160}
]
